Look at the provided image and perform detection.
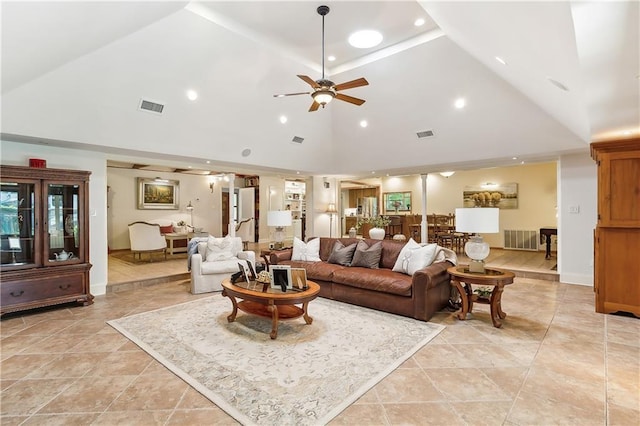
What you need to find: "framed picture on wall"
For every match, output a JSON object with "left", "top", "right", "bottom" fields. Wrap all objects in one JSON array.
[
  {"left": 137, "top": 177, "right": 179, "bottom": 209},
  {"left": 383, "top": 192, "right": 412, "bottom": 213},
  {"left": 462, "top": 182, "right": 518, "bottom": 209}
]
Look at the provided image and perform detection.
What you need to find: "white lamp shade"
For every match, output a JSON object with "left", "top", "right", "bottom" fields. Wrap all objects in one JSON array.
[
  {"left": 267, "top": 210, "right": 292, "bottom": 227},
  {"left": 455, "top": 208, "right": 499, "bottom": 233}
]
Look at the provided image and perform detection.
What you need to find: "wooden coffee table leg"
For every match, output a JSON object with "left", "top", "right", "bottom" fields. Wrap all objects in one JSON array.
[
  {"left": 222, "top": 290, "right": 238, "bottom": 323},
  {"left": 302, "top": 301, "right": 313, "bottom": 324},
  {"left": 267, "top": 302, "right": 279, "bottom": 339},
  {"left": 452, "top": 279, "right": 469, "bottom": 320},
  {"left": 489, "top": 285, "right": 505, "bottom": 328}
]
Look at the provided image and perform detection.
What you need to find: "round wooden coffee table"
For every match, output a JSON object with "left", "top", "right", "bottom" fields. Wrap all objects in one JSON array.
[
  {"left": 448, "top": 266, "right": 515, "bottom": 328},
  {"left": 221, "top": 278, "right": 320, "bottom": 339}
]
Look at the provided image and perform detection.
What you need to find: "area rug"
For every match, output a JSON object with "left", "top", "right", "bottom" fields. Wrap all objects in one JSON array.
[{"left": 108, "top": 295, "right": 444, "bottom": 425}]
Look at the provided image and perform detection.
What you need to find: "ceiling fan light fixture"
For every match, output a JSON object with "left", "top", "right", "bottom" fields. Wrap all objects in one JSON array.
[{"left": 312, "top": 90, "right": 335, "bottom": 105}]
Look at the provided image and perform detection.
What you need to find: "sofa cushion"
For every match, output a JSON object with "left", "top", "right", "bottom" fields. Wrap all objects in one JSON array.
[
  {"left": 200, "top": 257, "right": 241, "bottom": 274},
  {"left": 332, "top": 267, "right": 413, "bottom": 297},
  {"left": 277, "top": 260, "right": 344, "bottom": 282},
  {"left": 393, "top": 240, "right": 439, "bottom": 275},
  {"left": 327, "top": 241, "right": 357, "bottom": 266},
  {"left": 205, "top": 235, "right": 235, "bottom": 262},
  {"left": 292, "top": 237, "right": 321, "bottom": 261},
  {"left": 159, "top": 225, "right": 173, "bottom": 234},
  {"left": 351, "top": 240, "right": 383, "bottom": 269}
]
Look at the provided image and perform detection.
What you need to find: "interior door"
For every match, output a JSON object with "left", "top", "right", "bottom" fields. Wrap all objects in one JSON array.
[
  {"left": 222, "top": 192, "right": 229, "bottom": 236},
  {"left": 239, "top": 187, "right": 255, "bottom": 242}
]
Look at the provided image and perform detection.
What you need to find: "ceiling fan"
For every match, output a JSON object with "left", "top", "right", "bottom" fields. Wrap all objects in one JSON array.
[{"left": 273, "top": 5, "right": 369, "bottom": 112}]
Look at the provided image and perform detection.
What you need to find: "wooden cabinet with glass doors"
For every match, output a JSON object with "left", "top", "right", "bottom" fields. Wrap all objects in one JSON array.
[{"left": 1, "top": 165, "right": 93, "bottom": 315}]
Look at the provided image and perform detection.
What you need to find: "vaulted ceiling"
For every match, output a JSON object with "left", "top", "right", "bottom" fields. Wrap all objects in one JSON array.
[{"left": 1, "top": 1, "right": 638, "bottom": 178}]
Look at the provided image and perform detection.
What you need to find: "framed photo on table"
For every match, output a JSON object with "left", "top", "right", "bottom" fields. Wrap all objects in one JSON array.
[
  {"left": 291, "top": 268, "right": 308, "bottom": 290},
  {"left": 137, "top": 177, "right": 179, "bottom": 210},
  {"left": 269, "top": 265, "right": 292, "bottom": 290}
]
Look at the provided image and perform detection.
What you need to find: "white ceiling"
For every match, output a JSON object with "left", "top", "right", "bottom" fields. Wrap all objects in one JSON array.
[{"left": 1, "top": 1, "right": 638, "bottom": 179}]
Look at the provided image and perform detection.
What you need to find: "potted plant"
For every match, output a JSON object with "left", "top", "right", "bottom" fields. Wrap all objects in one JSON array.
[{"left": 356, "top": 215, "right": 391, "bottom": 240}]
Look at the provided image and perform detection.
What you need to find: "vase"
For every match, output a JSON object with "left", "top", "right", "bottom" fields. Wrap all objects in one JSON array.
[
  {"left": 348, "top": 227, "right": 357, "bottom": 238},
  {"left": 368, "top": 227, "right": 385, "bottom": 240}
]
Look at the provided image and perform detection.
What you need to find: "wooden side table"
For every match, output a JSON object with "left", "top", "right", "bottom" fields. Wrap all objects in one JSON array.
[
  {"left": 448, "top": 266, "right": 515, "bottom": 328},
  {"left": 164, "top": 233, "right": 188, "bottom": 255}
]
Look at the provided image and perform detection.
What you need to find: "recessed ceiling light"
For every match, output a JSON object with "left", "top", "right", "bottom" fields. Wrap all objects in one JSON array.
[
  {"left": 547, "top": 77, "right": 569, "bottom": 91},
  {"left": 495, "top": 56, "right": 507, "bottom": 65},
  {"left": 360, "top": 120, "right": 368, "bottom": 128},
  {"left": 512, "top": 157, "right": 517, "bottom": 160},
  {"left": 279, "top": 115, "right": 287, "bottom": 124},
  {"left": 371, "top": 171, "right": 376, "bottom": 174},
  {"left": 328, "top": 55, "right": 336, "bottom": 62},
  {"left": 186, "top": 90, "right": 198, "bottom": 101},
  {"left": 206, "top": 160, "right": 211, "bottom": 164},
  {"left": 348, "top": 30, "right": 383, "bottom": 48},
  {"left": 188, "top": 166, "right": 192, "bottom": 169},
  {"left": 414, "top": 18, "right": 425, "bottom": 27},
  {"left": 454, "top": 98, "right": 466, "bottom": 109}
]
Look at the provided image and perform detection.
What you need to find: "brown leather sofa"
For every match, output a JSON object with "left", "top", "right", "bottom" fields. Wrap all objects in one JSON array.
[{"left": 269, "top": 237, "right": 453, "bottom": 322}]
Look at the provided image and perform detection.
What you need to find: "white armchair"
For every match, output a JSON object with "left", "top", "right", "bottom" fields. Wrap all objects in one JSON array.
[
  {"left": 128, "top": 221, "right": 167, "bottom": 262},
  {"left": 190, "top": 236, "right": 256, "bottom": 294}
]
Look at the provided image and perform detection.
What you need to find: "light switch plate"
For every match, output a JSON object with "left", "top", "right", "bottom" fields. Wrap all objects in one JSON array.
[{"left": 568, "top": 205, "right": 580, "bottom": 214}]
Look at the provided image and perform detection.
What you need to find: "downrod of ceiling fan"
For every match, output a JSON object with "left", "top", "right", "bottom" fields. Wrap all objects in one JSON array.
[{"left": 317, "top": 5, "right": 330, "bottom": 81}]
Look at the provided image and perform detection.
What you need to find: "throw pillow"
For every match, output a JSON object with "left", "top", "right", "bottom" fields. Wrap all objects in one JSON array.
[
  {"left": 327, "top": 241, "right": 357, "bottom": 266},
  {"left": 291, "top": 237, "right": 321, "bottom": 261},
  {"left": 393, "top": 239, "right": 439, "bottom": 275},
  {"left": 205, "top": 235, "right": 235, "bottom": 262},
  {"left": 350, "top": 240, "right": 383, "bottom": 269}
]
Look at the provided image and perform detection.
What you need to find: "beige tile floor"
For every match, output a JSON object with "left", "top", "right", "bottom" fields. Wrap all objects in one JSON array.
[{"left": 2, "top": 248, "right": 639, "bottom": 425}]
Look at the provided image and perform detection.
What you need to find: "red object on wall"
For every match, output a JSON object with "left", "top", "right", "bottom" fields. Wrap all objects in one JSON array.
[{"left": 29, "top": 158, "right": 47, "bottom": 168}]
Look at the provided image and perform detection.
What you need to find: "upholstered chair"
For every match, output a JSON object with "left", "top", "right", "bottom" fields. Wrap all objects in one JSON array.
[
  {"left": 128, "top": 221, "right": 167, "bottom": 261},
  {"left": 190, "top": 236, "right": 256, "bottom": 294}
]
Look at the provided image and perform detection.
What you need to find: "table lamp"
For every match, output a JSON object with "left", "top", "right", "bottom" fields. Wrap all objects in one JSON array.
[
  {"left": 455, "top": 207, "right": 499, "bottom": 273},
  {"left": 325, "top": 203, "right": 338, "bottom": 238},
  {"left": 267, "top": 210, "right": 292, "bottom": 249},
  {"left": 186, "top": 201, "right": 194, "bottom": 227}
]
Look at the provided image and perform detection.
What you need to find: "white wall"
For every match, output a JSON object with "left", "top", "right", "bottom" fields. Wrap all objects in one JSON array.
[
  {"left": 107, "top": 167, "right": 223, "bottom": 250},
  {"left": 1, "top": 141, "right": 109, "bottom": 295},
  {"left": 558, "top": 152, "right": 597, "bottom": 286},
  {"left": 378, "top": 162, "right": 558, "bottom": 248}
]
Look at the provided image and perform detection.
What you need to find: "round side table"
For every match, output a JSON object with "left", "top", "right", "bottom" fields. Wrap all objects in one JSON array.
[{"left": 447, "top": 266, "right": 515, "bottom": 328}]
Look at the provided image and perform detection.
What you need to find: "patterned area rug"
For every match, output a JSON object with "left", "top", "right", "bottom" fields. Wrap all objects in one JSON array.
[{"left": 108, "top": 295, "right": 444, "bottom": 425}]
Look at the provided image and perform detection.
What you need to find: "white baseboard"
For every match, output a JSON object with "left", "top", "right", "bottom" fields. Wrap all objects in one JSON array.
[
  {"left": 559, "top": 273, "right": 593, "bottom": 286},
  {"left": 91, "top": 283, "right": 107, "bottom": 296}
]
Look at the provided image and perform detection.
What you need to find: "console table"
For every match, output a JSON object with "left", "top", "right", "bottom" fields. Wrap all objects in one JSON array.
[
  {"left": 448, "top": 266, "right": 515, "bottom": 328},
  {"left": 539, "top": 227, "right": 557, "bottom": 259}
]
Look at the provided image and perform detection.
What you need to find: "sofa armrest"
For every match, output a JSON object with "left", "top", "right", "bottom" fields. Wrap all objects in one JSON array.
[
  {"left": 269, "top": 249, "right": 293, "bottom": 264},
  {"left": 412, "top": 260, "right": 453, "bottom": 290},
  {"left": 191, "top": 253, "right": 203, "bottom": 274},
  {"left": 410, "top": 260, "right": 454, "bottom": 320}
]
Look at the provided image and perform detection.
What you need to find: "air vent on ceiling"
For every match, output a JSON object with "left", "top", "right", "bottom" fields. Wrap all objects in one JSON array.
[
  {"left": 417, "top": 129, "right": 435, "bottom": 139},
  {"left": 291, "top": 136, "right": 304, "bottom": 144},
  {"left": 139, "top": 99, "right": 165, "bottom": 114}
]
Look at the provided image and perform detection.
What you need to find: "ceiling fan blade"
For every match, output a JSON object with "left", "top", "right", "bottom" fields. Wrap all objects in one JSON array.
[
  {"left": 273, "top": 92, "right": 310, "bottom": 98},
  {"left": 333, "top": 77, "right": 369, "bottom": 92},
  {"left": 298, "top": 75, "right": 320, "bottom": 88},
  {"left": 308, "top": 101, "right": 320, "bottom": 112},
  {"left": 335, "top": 93, "right": 366, "bottom": 106}
]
